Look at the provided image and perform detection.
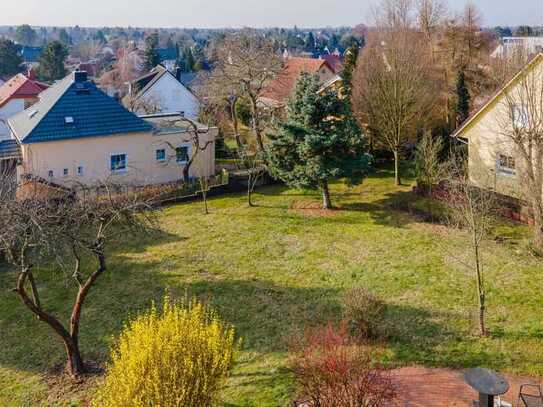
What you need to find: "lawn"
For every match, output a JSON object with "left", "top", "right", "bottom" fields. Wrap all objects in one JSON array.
[{"left": 0, "top": 167, "right": 542, "bottom": 406}]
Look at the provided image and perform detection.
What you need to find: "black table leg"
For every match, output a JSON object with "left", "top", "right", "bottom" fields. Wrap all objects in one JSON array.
[{"left": 479, "top": 393, "right": 494, "bottom": 407}]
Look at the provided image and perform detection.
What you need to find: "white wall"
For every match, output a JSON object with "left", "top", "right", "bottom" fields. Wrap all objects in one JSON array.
[
  {"left": 0, "top": 99, "right": 24, "bottom": 140},
  {"left": 19, "top": 129, "right": 217, "bottom": 188},
  {"left": 139, "top": 73, "right": 200, "bottom": 119}
]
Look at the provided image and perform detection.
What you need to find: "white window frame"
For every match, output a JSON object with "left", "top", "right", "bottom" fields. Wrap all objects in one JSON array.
[
  {"left": 175, "top": 145, "right": 191, "bottom": 165},
  {"left": 63, "top": 168, "right": 69, "bottom": 177},
  {"left": 47, "top": 170, "right": 54, "bottom": 178},
  {"left": 156, "top": 149, "right": 166, "bottom": 162},
  {"left": 110, "top": 153, "right": 128, "bottom": 173},
  {"left": 77, "top": 166, "right": 83, "bottom": 176},
  {"left": 496, "top": 153, "right": 516, "bottom": 177},
  {"left": 513, "top": 104, "right": 529, "bottom": 128}
]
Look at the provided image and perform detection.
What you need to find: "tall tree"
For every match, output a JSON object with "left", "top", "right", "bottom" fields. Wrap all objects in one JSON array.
[
  {"left": 455, "top": 70, "right": 471, "bottom": 125},
  {"left": 38, "top": 41, "right": 68, "bottom": 82},
  {"left": 58, "top": 28, "right": 72, "bottom": 46},
  {"left": 144, "top": 32, "right": 161, "bottom": 71},
  {"left": 267, "top": 73, "right": 371, "bottom": 209},
  {"left": 0, "top": 38, "right": 22, "bottom": 77},
  {"left": 342, "top": 45, "right": 359, "bottom": 100},
  {"left": 15, "top": 24, "right": 37, "bottom": 46},
  {"left": 353, "top": 29, "right": 436, "bottom": 185},
  {"left": 209, "top": 29, "right": 282, "bottom": 152}
]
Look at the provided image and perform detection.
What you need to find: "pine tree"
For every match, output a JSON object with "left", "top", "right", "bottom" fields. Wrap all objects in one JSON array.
[
  {"left": 455, "top": 70, "right": 471, "bottom": 125},
  {"left": 184, "top": 47, "right": 195, "bottom": 72},
  {"left": 267, "top": 73, "right": 372, "bottom": 209},
  {"left": 144, "top": 32, "right": 161, "bottom": 71},
  {"left": 38, "top": 41, "right": 68, "bottom": 82},
  {"left": 0, "top": 39, "right": 22, "bottom": 77}
]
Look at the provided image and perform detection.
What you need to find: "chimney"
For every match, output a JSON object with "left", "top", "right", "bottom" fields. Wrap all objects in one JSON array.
[
  {"left": 73, "top": 71, "right": 88, "bottom": 83},
  {"left": 175, "top": 67, "right": 182, "bottom": 81},
  {"left": 27, "top": 67, "right": 36, "bottom": 80}
]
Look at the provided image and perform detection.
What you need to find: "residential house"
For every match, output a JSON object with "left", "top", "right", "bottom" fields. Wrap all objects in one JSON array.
[
  {"left": 320, "top": 54, "right": 343, "bottom": 75},
  {"left": 157, "top": 48, "right": 178, "bottom": 72},
  {"left": 6, "top": 71, "right": 216, "bottom": 189},
  {"left": 126, "top": 65, "right": 200, "bottom": 119},
  {"left": 452, "top": 53, "right": 543, "bottom": 199},
  {"left": 491, "top": 37, "right": 543, "bottom": 59},
  {"left": 19, "top": 46, "right": 43, "bottom": 69},
  {"left": 260, "top": 57, "right": 337, "bottom": 107},
  {"left": 0, "top": 73, "right": 48, "bottom": 139}
]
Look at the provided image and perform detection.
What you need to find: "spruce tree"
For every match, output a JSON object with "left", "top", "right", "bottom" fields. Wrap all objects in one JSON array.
[
  {"left": 144, "top": 32, "right": 161, "bottom": 71},
  {"left": 455, "top": 70, "right": 471, "bottom": 124},
  {"left": 0, "top": 39, "right": 22, "bottom": 77},
  {"left": 267, "top": 73, "right": 371, "bottom": 209},
  {"left": 38, "top": 41, "right": 68, "bottom": 82}
]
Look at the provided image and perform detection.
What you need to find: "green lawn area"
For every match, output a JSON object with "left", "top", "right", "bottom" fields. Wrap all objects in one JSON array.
[{"left": 1, "top": 167, "right": 542, "bottom": 406}]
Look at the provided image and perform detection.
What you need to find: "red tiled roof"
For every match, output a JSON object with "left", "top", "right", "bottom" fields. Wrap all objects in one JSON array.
[
  {"left": 321, "top": 54, "right": 343, "bottom": 74},
  {"left": 261, "top": 57, "right": 334, "bottom": 103},
  {"left": 0, "top": 74, "right": 49, "bottom": 108}
]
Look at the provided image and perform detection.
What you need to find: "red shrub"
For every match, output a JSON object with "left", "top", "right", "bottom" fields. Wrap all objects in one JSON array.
[{"left": 290, "top": 324, "right": 396, "bottom": 407}]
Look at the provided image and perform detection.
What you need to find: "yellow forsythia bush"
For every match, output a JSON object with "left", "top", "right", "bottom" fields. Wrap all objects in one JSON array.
[{"left": 94, "top": 296, "right": 237, "bottom": 407}]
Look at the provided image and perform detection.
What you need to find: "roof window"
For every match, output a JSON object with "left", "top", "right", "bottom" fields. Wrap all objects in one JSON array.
[{"left": 64, "top": 116, "right": 74, "bottom": 124}]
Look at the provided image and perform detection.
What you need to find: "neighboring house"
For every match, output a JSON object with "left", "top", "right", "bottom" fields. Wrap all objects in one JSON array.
[
  {"left": 157, "top": 48, "right": 178, "bottom": 72},
  {"left": 20, "top": 46, "right": 43, "bottom": 69},
  {"left": 452, "top": 53, "right": 543, "bottom": 199},
  {"left": 0, "top": 73, "right": 48, "bottom": 139},
  {"left": 320, "top": 54, "right": 343, "bottom": 74},
  {"left": 260, "top": 57, "right": 336, "bottom": 107},
  {"left": 126, "top": 65, "right": 200, "bottom": 119},
  {"left": 491, "top": 37, "right": 543, "bottom": 58},
  {"left": 6, "top": 71, "right": 216, "bottom": 189}
]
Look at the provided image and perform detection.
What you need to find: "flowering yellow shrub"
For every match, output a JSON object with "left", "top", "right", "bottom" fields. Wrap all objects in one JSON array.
[{"left": 94, "top": 296, "right": 237, "bottom": 407}]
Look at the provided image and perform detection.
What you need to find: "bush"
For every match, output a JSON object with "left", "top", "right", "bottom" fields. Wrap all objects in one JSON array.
[
  {"left": 290, "top": 324, "right": 396, "bottom": 407},
  {"left": 341, "top": 286, "right": 385, "bottom": 339},
  {"left": 94, "top": 296, "right": 237, "bottom": 407}
]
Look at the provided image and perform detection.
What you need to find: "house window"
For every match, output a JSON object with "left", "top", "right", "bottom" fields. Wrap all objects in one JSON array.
[
  {"left": 497, "top": 154, "right": 516, "bottom": 176},
  {"left": 513, "top": 104, "right": 529, "bottom": 127},
  {"left": 156, "top": 149, "right": 166, "bottom": 162},
  {"left": 110, "top": 153, "right": 127, "bottom": 172},
  {"left": 77, "top": 166, "right": 83, "bottom": 176},
  {"left": 176, "top": 146, "right": 189, "bottom": 164},
  {"left": 48, "top": 170, "right": 53, "bottom": 178},
  {"left": 63, "top": 168, "right": 68, "bottom": 177}
]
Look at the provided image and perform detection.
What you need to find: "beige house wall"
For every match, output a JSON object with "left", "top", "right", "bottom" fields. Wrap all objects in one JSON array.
[
  {"left": 18, "top": 128, "right": 216, "bottom": 188},
  {"left": 461, "top": 57, "right": 543, "bottom": 201}
]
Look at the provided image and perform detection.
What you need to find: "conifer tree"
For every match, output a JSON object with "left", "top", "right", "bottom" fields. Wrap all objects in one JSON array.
[
  {"left": 38, "top": 41, "right": 68, "bottom": 82},
  {"left": 144, "top": 32, "right": 161, "bottom": 71},
  {"left": 455, "top": 70, "right": 471, "bottom": 124},
  {"left": 267, "top": 73, "right": 371, "bottom": 209},
  {"left": 342, "top": 45, "right": 359, "bottom": 100},
  {"left": 0, "top": 39, "right": 22, "bottom": 77}
]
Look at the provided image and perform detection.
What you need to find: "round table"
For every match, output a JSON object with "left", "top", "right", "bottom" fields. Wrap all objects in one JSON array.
[{"left": 464, "top": 368, "right": 510, "bottom": 407}]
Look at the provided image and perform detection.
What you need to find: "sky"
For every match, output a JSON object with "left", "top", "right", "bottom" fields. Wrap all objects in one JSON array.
[{"left": 0, "top": 0, "right": 541, "bottom": 28}]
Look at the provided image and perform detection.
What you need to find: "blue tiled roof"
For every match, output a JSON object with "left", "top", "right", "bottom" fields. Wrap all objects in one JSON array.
[
  {"left": 9, "top": 72, "right": 153, "bottom": 144},
  {"left": 20, "top": 46, "right": 43, "bottom": 63},
  {"left": 0, "top": 139, "right": 21, "bottom": 159}
]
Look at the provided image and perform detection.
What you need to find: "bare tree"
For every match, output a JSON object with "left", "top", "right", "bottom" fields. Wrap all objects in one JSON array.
[
  {"left": 208, "top": 29, "right": 282, "bottom": 152},
  {"left": 443, "top": 156, "right": 497, "bottom": 336},
  {"left": 496, "top": 56, "right": 543, "bottom": 253},
  {"left": 0, "top": 179, "right": 158, "bottom": 378},
  {"left": 123, "top": 85, "right": 161, "bottom": 115},
  {"left": 416, "top": 0, "right": 447, "bottom": 59},
  {"left": 353, "top": 27, "right": 437, "bottom": 185}
]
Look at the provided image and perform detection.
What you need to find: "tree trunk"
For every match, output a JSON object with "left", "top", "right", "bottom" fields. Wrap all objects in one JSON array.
[
  {"left": 533, "top": 216, "right": 543, "bottom": 255},
  {"left": 321, "top": 181, "right": 332, "bottom": 210},
  {"left": 249, "top": 96, "right": 265, "bottom": 152},
  {"left": 473, "top": 241, "right": 487, "bottom": 337},
  {"left": 247, "top": 174, "right": 254, "bottom": 207},
  {"left": 393, "top": 149, "right": 401, "bottom": 186},
  {"left": 229, "top": 98, "right": 243, "bottom": 150}
]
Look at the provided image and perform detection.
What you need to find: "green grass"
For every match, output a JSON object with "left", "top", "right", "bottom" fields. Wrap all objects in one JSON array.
[{"left": 1, "top": 167, "right": 542, "bottom": 406}]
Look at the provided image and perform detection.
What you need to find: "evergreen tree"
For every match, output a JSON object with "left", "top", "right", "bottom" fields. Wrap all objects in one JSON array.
[
  {"left": 183, "top": 47, "right": 195, "bottom": 72},
  {"left": 144, "top": 32, "right": 161, "bottom": 71},
  {"left": 304, "top": 32, "right": 315, "bottom": 52},
  {"left": 38, "top": 41, "right": 68, "bottom": 82},
  {"left": 267, "top": 73, "right": 371, "bottom": 209},
  {"left": 341, "top": 45, "right": 359, "bottom": 100},
  {"left": 455, "top": 70, "right": 471, "bottom": 125},
  {"left": 0, "top": 39, "right": 23, "bottom": 77}
]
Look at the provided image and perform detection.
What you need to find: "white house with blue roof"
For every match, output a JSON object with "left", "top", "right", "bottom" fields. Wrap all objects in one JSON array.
[{"left": 6, "top": 71, "right": 216, "bottom": 189}]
